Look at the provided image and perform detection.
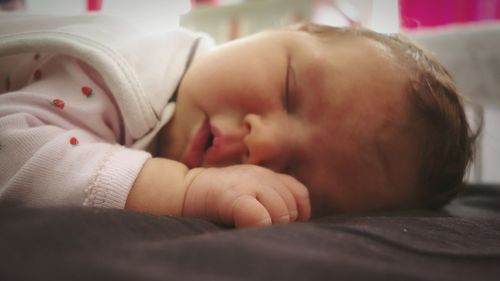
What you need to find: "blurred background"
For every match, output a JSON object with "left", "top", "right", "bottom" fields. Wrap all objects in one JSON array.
[
  {"left": 1, "top": 0, "right": 499, "bottom": 184},
  {"left": 2, "top": 0, "right": 499, "bottom": 40}
]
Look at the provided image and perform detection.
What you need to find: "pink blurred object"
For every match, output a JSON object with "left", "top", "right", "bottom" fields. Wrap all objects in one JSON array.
[
  {"left": 192, "top": 0, "right": 218, "bottom": 6},
  {"left": 87, "top": 0, "right": 102, "bottom": 11},
  {"left": 400, "top": 0, "right": 500, "bottom": 29}
]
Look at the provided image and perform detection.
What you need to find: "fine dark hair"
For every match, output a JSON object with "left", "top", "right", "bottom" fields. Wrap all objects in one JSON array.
[{"left": 294, "top": 22, "right": 479, "bottom": 209}]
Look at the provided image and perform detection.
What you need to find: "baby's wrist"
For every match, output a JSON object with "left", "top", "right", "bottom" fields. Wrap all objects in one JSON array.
[
  {"left": 181, "top": 167, "right": 207, "bottom": 215},
  {"left": 126, "top": 158, "right": 192, "bottom": 216}
]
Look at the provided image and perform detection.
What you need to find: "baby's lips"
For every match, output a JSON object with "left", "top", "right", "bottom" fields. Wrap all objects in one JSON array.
[
  {"left": 181, "top": 117, "right": 211, "bottom": 168},
  {"left": 203, "top": 135, "right": 246, "bottom": 166}
]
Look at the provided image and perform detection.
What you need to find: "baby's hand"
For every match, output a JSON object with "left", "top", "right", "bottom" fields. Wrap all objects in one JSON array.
[{"left": 182, "top": 165, "right": 311, "bottom": 228}]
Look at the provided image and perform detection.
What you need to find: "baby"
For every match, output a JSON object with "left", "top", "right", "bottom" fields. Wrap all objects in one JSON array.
[{"left": 0, "top": 15, "right": 475, "bottom": 228}]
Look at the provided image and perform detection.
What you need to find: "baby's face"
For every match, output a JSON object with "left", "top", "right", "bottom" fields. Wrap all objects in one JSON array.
[{"left": 160, "top": 29, "right": 422, "bottom": 216}]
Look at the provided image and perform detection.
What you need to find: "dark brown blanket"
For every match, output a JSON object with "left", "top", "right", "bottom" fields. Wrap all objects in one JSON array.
[{"left": 1, "top": 184, "right": 499, "bottom": 281}]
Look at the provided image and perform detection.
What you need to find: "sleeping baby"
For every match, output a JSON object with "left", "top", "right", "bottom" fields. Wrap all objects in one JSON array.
[{"left": 0, "top": 15, "right": 476, "bottom": 228}]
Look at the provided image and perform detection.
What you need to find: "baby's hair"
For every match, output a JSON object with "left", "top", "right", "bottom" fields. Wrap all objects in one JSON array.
[
  {"left": 291, "top": 22, "right": 479, "bottom": 209},
  {"left": 379, "top": 33, "right": 479, "bottom": 208}
]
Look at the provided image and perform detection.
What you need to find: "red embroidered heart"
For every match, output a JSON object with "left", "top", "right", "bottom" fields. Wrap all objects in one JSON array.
[
  {"left": 70, "top": 137, "right": 79, "bottom": 146},
  {"left": 49, "top": 99, "right": 65, "bottom": 109},
  {"left": 81, "top": 86, "right": 93, "bottom": 97},
  {"left": 34, "top": 69, "right": 42, "bottom": 80}
]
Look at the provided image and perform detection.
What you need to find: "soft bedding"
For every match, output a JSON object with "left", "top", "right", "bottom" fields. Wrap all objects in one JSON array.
[{"left": 1, "top": 183, "right": 499, "bottom": 281}]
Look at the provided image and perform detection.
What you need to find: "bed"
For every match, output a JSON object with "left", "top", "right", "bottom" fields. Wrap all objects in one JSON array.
[{"left": 1, "top": 183, "right": 499, "bottom": 281}]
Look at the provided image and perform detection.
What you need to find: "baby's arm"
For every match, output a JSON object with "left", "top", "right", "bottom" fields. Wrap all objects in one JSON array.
[
  {"left": 125, "top": 158, "right": 188, "bottom": 216},
  {"left": 126, "top": 159, "right": 311, "bottom": 228}
]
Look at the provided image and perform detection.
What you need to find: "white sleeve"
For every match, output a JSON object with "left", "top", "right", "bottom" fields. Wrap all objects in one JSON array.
[{"left": 0, "top": 54, "right": 151, "bottom": 208}]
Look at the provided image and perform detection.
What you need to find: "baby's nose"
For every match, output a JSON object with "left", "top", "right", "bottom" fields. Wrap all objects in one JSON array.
[{"left": 242, "top": 114, "right": 288, "bottom": 171}]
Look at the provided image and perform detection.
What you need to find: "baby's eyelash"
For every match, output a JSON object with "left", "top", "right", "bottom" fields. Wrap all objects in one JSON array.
[
  {"left": 284, "top": 61, "right": 298, "bottom": 113},
  {"left": 284, "top": 61, "right": 292, "bottom": 111}
]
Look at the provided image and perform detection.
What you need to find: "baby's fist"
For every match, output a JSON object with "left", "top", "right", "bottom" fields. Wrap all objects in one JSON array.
[{"left": 182, "top": 165, "right": 311, "bottom": 228}]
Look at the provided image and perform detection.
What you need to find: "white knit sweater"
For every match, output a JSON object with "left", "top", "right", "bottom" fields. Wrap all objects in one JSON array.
[{"left": 0, "top": 14, "right": 213, "bottom": 208}]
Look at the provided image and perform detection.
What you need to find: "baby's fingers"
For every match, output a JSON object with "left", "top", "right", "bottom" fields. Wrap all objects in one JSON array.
[
  {"left": 255, "top": 186, "right": 295, "bottom": 224},
  {"left": 277, "top": 174, "right": 311, "bottom": 221},
  {"left": 231, "top": 195, "right": 272, "bottom": 228}
]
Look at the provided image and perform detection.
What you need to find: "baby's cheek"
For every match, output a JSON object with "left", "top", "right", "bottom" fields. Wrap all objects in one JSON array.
[
  {"left": 308, "top": 177, "right": 388, "bottom": 215},
  {"left": 303, "top": 183, "right": 338, "bottom": 217}
]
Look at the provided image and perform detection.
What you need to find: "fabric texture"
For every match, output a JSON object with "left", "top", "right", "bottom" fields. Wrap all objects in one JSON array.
[
  {"left": 0, "top": 14, "right": 213, "bottom": 208},
  {"left": 0, "top": 184, "right": 499, "bottom": 281}
]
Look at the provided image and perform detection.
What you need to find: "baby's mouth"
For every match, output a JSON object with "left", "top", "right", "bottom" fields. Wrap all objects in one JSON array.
[
  {"left": 181, "top": 116, "right": 213, "bottom": 169},
  {"left": 182, "top": 118, "right": 242, "bottom": 168},
  {"left": 205, "top": 132, "right": 214, "bottom": 151}
]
